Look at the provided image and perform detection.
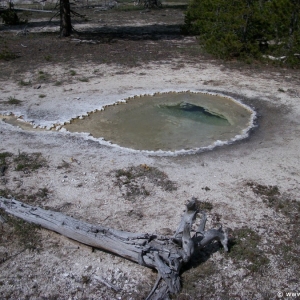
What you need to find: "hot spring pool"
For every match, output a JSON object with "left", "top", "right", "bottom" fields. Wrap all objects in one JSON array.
[{"left": 64, "top": 91, "right": 255, "bottom": 153}]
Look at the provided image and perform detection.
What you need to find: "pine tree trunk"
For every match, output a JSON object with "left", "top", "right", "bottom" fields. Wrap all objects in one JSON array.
[{"left": 60, "top": 0, "right": 72, "bottom": 37}]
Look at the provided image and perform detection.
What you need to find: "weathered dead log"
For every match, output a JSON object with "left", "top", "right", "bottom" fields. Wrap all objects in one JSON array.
[
  {"left": 0, "top": 196, "right": 228, "bottom": 299},
  {"left": 14, "top": 8, "right": 53, "bottom": 13}
]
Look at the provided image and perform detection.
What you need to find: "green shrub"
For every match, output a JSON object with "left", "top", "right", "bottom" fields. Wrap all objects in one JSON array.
[
  {"left": 0, "top": 49, "right": 18, "bottom": 60},
  {"left": 6, "top": 96, "right": 22, "bottom": 105},
  {"left": 14, "top": 152, "right": 47, "bottom": 172},
  {"left": 1, "top": 9, "right": 19, "bottom": 25},
  {"left": 229, "top": 227, "right": 269, "bottom": 272},
  {"left": 7, "top": 214, "right": 42, "bottom": 250},
  {"left": 183, "top": 0, "right": 300, "bottom": 65}
]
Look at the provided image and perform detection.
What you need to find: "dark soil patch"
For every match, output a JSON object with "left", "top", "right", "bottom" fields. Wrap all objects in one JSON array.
[
  {"left": 0, "top": 6, "right": 205, "bottom": 79},
  {"left": 1, "top": 3, "right": 292, "bottom": 83}
]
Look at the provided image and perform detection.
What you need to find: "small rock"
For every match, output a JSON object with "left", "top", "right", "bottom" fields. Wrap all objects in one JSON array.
[
  {"left": 202, "top": 186, "right": 211, "bottom": 191},
  {"left": 0, "top": 165, "right": 6, "bottom": 176},
  {"left": 85, "top": 265, "right": 92, "bottom": 271},
  {"left": 32, "top": 282, "right": 38, "bottom": 289}
]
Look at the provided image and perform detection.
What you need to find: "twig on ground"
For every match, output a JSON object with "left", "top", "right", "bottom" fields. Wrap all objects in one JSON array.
[{"left": 94, "top": 275, "right": 122, "bottom": 292}]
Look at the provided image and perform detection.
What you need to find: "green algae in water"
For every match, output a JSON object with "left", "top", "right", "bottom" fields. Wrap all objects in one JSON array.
[
  {"left": 159, "top": 102, "right": 230, "bottom": 126},
  {"left": 64, "top": 92, "right": 254, "bottom": 152}
]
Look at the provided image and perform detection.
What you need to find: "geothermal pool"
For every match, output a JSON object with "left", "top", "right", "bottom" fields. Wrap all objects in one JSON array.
[{"left": 64, "top": 91, "right": 255, "bottom": 153}]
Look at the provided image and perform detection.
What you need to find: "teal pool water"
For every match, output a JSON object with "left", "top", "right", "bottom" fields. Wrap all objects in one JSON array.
[{"left": 64, "top": 92, "right": 255, "bottom": 152}]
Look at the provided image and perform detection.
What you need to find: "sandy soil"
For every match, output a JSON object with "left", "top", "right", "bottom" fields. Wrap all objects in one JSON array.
[{"left": 1, "top": 4, "right": 300, "bottom": 300}]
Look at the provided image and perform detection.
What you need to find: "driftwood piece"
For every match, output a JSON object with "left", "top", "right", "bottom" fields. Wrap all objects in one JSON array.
[
  {"left": 0, "top": 196, "right": 228, "bottom": 299},
  {"left": 0, "top": 213, "right": 6, "bottom": 223},
  {"left": 94, "top": 275, "right": 122, "bottom": 292},
  {"left": 71, "top": 38, "right": 99, "bottom": 44},
  {"left": 14, "top": 8, "right": 53, "bottom": 13}
]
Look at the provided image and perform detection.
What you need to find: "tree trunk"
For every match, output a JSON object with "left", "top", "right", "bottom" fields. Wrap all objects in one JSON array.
[
  {"left": 60, "top": 0, "right": 72, "bottom": 37},
  {"left": 0, "top": 196, "right": 228, "bottom": 299},
  {"left": 8, "top": 1, "right": 14, "bottom": 10}
]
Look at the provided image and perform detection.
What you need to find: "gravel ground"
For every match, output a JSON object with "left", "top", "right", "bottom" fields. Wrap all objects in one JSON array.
[{"left": 1, "top": 3, "right": 300, "bottom": 299}]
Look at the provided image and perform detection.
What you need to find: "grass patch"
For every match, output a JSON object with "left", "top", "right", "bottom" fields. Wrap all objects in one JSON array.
[
  {"left": 39, "top": 94, "right": 46, "bottom": 98},
  {"left": 116, "top": 164, "right": 177, "bottom": 188},
  {"left": 228, "top": 227, "right": 269, "bottom": 272},
  {"left": 114, "top": 164, "right": 177, "bottom": 200},
  {"left": 5, "top": 96, "right": 22, "bottom": 105},
  {"left": 0, "top": 152, "right": 12, "bottom": 176},
  {"left": 180, "top": 261, "right": 217, "bottom": 298},
  {"left": 0, "top": 152, "right": 12, "bottom": 165},
  {"left": 44, "top": 55, "right": 52, "bottom": 61},
  {"left": 0, "top": 187, "right": 50, "bottom": 205},
  {"left": 37, "top": 71, "right": 50, "bottom": 82},
  {"left": 179, "top": 233, "right": 220, "bottom": 299},
  {"left": 38, "top": 74, "right": 47, "bottom": 81},
  {"left": 0, "top": 151, "right": 47, "bottom": 176},
  {"left": 12, "top": 217, "right": 42, "bottom": 251},
  {"left": 247, "top": 182, "right": 300, "bottom": 265},
  {"left": 247, "top": 181, "right": 300, "bottom": 217},
  {"left": 247, "top": 182, "right": 280, "bottom": 198},
  {"left": 196, "top": 200, "right": 213, "bottom": 211},
  {"left": 0, "top": 49, "right": 18, "bottom": 61},
  {"left": 1, "top": 210, "right": 42, "bottom": 251},
  {"left": 115, "top": 4, "right": 144, "bottom": 11},
  {"left": 0, "top": 188, "right": 10, "bottom": 198},
  {"left": 81, "top": 275, "right": 91, "bottom": 284},
  {"left": 14, "top": 151, "right": 47, "bottom": 172},
  {"left": 69, "top": 70, "right": 77, "bottom": 76}
]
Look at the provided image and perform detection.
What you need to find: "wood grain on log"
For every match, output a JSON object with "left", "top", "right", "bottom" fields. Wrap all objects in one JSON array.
[{"left": 0, "top": 196, "right": 228, "bottom": 299}]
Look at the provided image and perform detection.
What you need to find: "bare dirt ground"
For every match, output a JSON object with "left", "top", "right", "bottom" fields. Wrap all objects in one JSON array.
[{"left": 1, "top": 2, "right": 300, "bottom": 300}]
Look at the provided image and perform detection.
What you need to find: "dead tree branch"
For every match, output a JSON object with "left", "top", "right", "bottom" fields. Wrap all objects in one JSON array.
[{"left": 0, "top": 196, "right": 228, "bottom": 299}]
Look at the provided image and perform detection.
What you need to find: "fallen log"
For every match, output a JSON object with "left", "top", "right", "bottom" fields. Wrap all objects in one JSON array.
[
  {"left": 0, "top": 196, "right": 228, "bottom": 299},
  {"left": 14, "top": 8, "right": 54, "bottom": 13}
]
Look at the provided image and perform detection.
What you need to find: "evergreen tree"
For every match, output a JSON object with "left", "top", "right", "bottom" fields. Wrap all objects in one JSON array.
[{"left": 183, "top": 0, "right": 300, "bottom": 65}]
